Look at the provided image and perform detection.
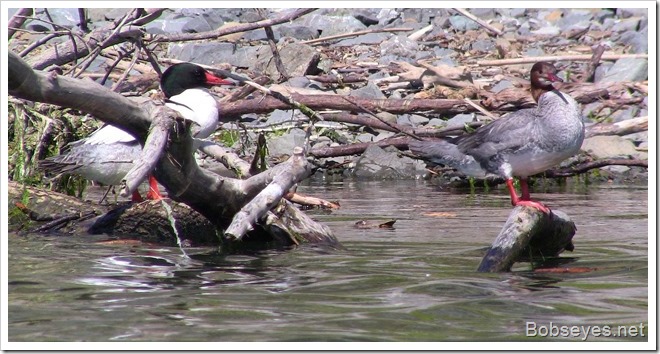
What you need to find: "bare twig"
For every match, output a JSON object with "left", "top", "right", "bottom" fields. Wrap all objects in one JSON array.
[
  {"left": 583, "top": 44, "right": 608, "bottom": 83},
  {"left": 8, "top": 8, "right": 33, "bottom": 40},
  {"left": 258, "top": 9, "right": 288, "bottom": 81},
  {"left": 301, "top": 27, "right": 414, "bottom": 45},
  {"left": 452, "top": 8, "right": 502, "bottom": 36}
]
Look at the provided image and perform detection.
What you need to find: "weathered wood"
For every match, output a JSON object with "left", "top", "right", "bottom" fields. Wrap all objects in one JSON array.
[
  {"left": 477, "top": 207, "right": 576, "bottom": 272},
  {"left": 9, "top": 52, "right": 338, "bottom": 249}
]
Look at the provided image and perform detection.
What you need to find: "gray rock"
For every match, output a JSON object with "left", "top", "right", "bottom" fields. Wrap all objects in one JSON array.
[
  {"left": 581, "top": 135, "right": 647, "bottom": 160},
  {"left": 609, "top": 106, "right": 639, "bottom": 123},
  {"left": 532, "top": 26, "right": 561, "bottom": 36},
  {"left": 426, "top": 118, "right": 447, "bottom": 127},
  {"left": 491, "top": 79, "right": 514, "bottom": 93},
  {"left": 446, "top": 113, "right": 475, "bottom": 128},
  {"left": 377, "top": 8, "right": 400, "bottom": 25},
  {"left": 252, "top": 42, "right": 320, "bottom": 78},
  {"left": 86, "top": 8, "right": 130, "bottom": 21},
  {"left": 557, "top": 10, "right": 593, "bottom": 29},
  {"left": 616, "top": 8, "right": 648, "bottom": 18},
  {"left": 598, "top": 58, "right": 648, "bottom": 83},
  {"left": 470, "top": 8, "right": 496, "bottom": 19},
  {"left": 349, "top": 81, "right": 386, "bottom": 99},
  {"left": 509, "top": 8, "right": 527, "bottom": 17},
  {"left": 611, "top": 17, "right": 642, "bottom": 33},
  {"left": 267, "top": 128, "right": 308, "bottom": 157},
  {"left": 523, "top": 47, "right": 545, "bottom": 57},
  {"left": 145, "top": 17, "right": 189, "bottom": 34},
  {"left": 448, "top": 15, "right": 480, "bottom": 31},
  {"left": 618, "top": 31, "right": 648, "bottom": 53},
  {"left": 299, "top": 14, "right": 366, "bottom": 37},
  {"left": 594, "top": 9, "right": 616, "bottom": 23},
  {"left": 167, "top": 42, "right": 258, "bottom": 68},
  {"left": 182, "top": 17, "right": 214, "bottom": 33},
  {"left": 349, "top": 145, "right": 427, "bottom": 179},
  {"left": 353, "top": 9, "right": 379, "bottom": 26},
  {"left": 380, "top": 35, "right": 418, "bottom": 58},
  {"left": 471, "top": 39, "right": 496, "bottom": 53},
  {"left": 333, "top": 33, "right": 390, "bottom": 47},
  {"left": 265, "top": 109, "right": 296, "bottom": 125},
  {"left": 278, "top": 25, "right": 317, "bottom": 40},
  {"left": 396, "top": 114, "right": 429, "bottom": 127}
]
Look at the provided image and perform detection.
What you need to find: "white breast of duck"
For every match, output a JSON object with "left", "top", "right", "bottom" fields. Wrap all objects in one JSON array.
[
  {"left": 166, "top": 87, "right": 219, "bottom": 139},
  {"left": 501, "top": 89, "right": 584, "bottom": 178}
]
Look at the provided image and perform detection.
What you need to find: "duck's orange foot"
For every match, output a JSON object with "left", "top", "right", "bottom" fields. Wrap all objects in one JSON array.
[{"left": 515, "top": 200, "right": 551, "bottom": 214}]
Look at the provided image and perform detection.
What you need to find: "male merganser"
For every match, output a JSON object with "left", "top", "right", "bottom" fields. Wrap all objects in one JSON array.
[
  {"left": 409, "top": 62, "right": 585, "bottom": 213},
  {"left": 40, "top": 62, "right": 232, "bottom": 201}
]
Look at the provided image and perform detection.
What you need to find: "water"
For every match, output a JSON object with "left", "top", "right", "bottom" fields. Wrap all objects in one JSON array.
[{"left": 7, "top": 180, "right": 649, "bottom": 344}]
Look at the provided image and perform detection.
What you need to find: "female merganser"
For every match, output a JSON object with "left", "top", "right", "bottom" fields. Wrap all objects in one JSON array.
[
  {"left": 410, "top": 62, "right": 584, "bottom": 213},
  {"left": 40, "top": 62, "right": 232, "bottom": 201}
]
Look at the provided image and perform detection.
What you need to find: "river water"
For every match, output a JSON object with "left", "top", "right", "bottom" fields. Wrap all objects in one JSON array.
[{"left": 6, "top": 179, "right": 650, "bottom": 347}]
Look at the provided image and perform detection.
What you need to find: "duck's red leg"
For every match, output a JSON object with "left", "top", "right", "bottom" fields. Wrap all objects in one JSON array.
[
  {"left": 505, "top": 178, "right": 550, "bottom": 214},
  {"left": 520, "top": 178, "right": 531, "bottom": 200},
  {"left": 131, "top": 190, "right": 144, "bottom": 202},
  {"left": 146, "top": 175, "right": 164, "bottom": 200}
]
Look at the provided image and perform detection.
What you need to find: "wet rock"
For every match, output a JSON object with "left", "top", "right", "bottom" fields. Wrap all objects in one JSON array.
[
  {"left": 598, "top": 58, "right": 648, "bottom": 83},
  {"left": 349, "top": 145, "right": 426, "bottom": 179},
  {"left": 581, "top": 135, "right": 647, "bottom": 160}
]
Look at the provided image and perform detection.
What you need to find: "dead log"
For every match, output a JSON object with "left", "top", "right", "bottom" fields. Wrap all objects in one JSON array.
[
  {"left": 477, "top": 207, "right": 576, "bottom": 272},
  {"left": 219, "top": 93, "right": 473, "bottom": 119},
  {"left": 8, "top": 52, "right": 339, "bottom": 250}
]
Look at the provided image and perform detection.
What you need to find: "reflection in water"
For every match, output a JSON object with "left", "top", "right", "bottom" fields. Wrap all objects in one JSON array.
[{"left": 8, "top": 180, "right": 648, "bottom": 342}]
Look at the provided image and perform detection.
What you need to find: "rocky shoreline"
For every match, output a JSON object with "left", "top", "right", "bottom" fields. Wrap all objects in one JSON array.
[{"left": 10, "top": 7, "right": 649, "bottom": 189}]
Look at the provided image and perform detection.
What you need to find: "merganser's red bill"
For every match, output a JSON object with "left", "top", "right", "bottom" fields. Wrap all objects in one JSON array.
[
  {"left": 546, "top": 72, "right": 563, "bottom": 83},
  {"left": 205, "top": 72, "right": 233, "bottom": 85}
]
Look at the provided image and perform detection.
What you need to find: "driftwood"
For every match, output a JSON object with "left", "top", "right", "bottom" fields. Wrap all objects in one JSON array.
[
  {"left": 477, "top": 207, "right": 576, "bottom": 272},
  {"left": 9, "top": 52, "right": 338, "bottom": 249}
]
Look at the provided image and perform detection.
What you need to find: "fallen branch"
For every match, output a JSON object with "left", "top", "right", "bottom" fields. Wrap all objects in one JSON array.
[
  {"left": 120, "top": 104, "right": 175, "bottom": 198},
  {"left": 8, "top": 8, "right": 33, "bottom": 40},
  {"left": 197, "top": 140, "right": 252, "bottom": 178},
  {"left": 225, "top": 147, "right": 310, "bottom": 240},
  {"left": 152, "top": 8, "right": 317, "bottom": 43},
  {"left": 585, "top": 116, "right": 648, "bottom": 138}
]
